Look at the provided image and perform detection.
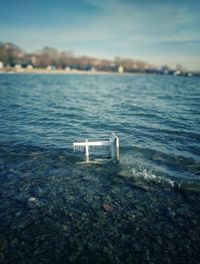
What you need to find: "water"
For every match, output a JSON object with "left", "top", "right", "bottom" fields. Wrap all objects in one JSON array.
[{"left": 0, "top": 73, "right": 200, "bottom": 263}]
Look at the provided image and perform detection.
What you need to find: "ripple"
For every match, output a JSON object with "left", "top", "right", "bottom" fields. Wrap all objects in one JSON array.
[{"left": 0, "top": 74, "right": 200, "bottom": 185}]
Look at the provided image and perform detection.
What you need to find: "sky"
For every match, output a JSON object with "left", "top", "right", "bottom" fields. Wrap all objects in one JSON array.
[{"left": 0, "top": 0, "right": 200, "bottom": 70}]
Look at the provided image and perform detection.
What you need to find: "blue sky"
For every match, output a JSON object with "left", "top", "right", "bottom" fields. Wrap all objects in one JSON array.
[{"left": 0, "top": 0, "right": 200, "bottom": 70}]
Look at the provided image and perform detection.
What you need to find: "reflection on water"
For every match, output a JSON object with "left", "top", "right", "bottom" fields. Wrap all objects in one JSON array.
[{"left": 0, "top": 74, "right": 200, "bottom": 263}]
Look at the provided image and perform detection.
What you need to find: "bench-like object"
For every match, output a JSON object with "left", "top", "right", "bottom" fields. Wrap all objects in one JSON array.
[{"left": 73, "top": 133, "right": 119, "bottom": 161}]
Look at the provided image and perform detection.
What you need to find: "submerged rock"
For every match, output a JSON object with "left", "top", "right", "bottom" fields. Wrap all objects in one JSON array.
[
  {"left": 28, "top": 197, "right": 37, "bottom": 202},
  {"left": 27, "top": 197, "right": 41, "bottom": 208}
]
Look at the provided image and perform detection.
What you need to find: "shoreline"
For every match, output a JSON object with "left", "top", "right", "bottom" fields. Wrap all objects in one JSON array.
[
  {"left": 0, "top": 68, "right": 127, "bottom": 75},
  {"left": 0, "top": 68, "right": 163, "bottom": 76},
  {"left": 0, "top": 68, "right": 198, "bottom": 77}
]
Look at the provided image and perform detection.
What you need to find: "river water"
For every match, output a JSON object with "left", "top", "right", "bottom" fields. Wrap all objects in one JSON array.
[{"left": 0, "top": 73, "right": 200, "bottom": 263}]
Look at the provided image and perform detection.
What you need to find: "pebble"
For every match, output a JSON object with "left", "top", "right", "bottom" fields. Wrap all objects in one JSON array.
[
  {"left": 102, "top": 204, "right": 114, "bottom": 212},
  {"left": 27, "top": 197, "right": 41, "bottom": 208},
  {"left": 28, "top": 197, "right": 37, "bottom": 203}
]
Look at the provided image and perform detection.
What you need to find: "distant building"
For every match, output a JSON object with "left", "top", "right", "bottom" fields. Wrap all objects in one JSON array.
[
  {"left": 174, "top": 70, "right": 181, "bottom": 76},
  {"left": 90, "top": 67, "right": 97, "bottom": 72},
  {"left": 0, "top": 61, "right": 4, "bottom": 69},
  {"left": 31, "top": 56, "right": 37, "bottom": 65},
  {"left": 27, "top": 65, "right": 33, "bottom": 70},
  {"left": 47, "top": 65, "right": 56, "bottom": 71},
  {"left": 118, "top": 65, "right": 124, "bottom": 73},
  {"left": 15, "top": 64, "right": 22, "bottom": 70},
  {"left": 164, "top": 70, "right": 169, "bottom": 75},
  {"left": 65, "top": 66, "right": 71, "bottom": 72}
]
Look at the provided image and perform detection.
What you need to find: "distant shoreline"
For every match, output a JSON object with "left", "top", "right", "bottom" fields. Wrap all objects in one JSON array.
[
  {"left": 0, "top": 68, "right": 199, "bottom": 77},
  {"left": 0, "top": 68, "right": 127, "bottom": 75}
]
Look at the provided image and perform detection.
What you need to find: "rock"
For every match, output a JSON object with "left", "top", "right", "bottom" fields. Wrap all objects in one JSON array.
[
  {"left": 102, "top": 204, "right": 114, "bottom": 212},
  {"left": 27, "top": 197, "right": 40, "bottom": 208},
  {"left": 28, "top": 197, "right": 36, "bottom": 202},
  {"left": 62, "top": 225, "right": 68, "bottom": 231}
]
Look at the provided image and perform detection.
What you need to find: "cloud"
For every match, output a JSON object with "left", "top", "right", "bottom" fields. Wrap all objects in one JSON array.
[
  {"left": 0, "top": 0, "right": 200, "bottom": 69},
  {"left": 90, "top": 1, "right": 199, "bottom": 37}
]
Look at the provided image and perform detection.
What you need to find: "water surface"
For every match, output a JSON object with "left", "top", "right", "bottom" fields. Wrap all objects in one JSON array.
[{"left": 0, "top": 73, "right": 200, "bottom": 263}]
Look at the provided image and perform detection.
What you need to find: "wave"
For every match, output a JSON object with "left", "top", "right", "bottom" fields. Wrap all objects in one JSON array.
[{"left": 118, "top": 162, "right": 200, "bottom": 193}]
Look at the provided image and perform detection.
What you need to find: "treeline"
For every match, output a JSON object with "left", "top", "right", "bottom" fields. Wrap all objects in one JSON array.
[{"left": 0, "top": 41, "right": 154, "bottom": 72}]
